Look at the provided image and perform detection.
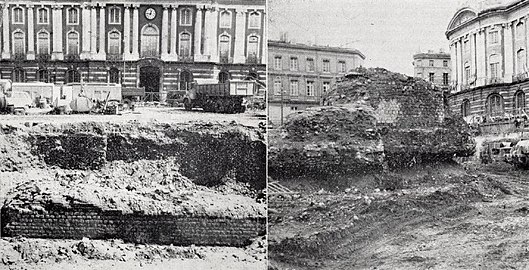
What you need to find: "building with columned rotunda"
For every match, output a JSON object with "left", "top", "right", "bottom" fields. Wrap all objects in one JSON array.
[
  {"left": 0, "top": 0, "right": 266, "bottom": 101},
  {"left": 446, "top": 0, "right": 529, "bottom": 124}
]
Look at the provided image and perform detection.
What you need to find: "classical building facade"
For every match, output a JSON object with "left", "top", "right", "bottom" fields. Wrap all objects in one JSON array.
[
  {"left": 0, "top": 0, "right": 266, "bottom": 101},
  {"left": 412, "top": 50, "right": 451, "bottom": 91},
  {"left": 268, "top": 40, "right": 365, "bottom": 125},
  {"left": 446, "top": 0, "right": 529, "bottom": 121}
]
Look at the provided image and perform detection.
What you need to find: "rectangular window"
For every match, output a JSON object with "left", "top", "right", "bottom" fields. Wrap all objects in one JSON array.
[
  {"left": 67, "top": 8, "right": 79, "bottom": 25},
  {"left": 322, "top": 59, "right": 330, "bottom": 72},
  {"left": 464, "top": 40, "right": 469, "bottom": 53},
  {"left": 338, "top": 61, "right": 346, "bottom": 73},
  {"left": 490, "top": 31, "right": 499, "bottom": 44},
  {"left": 13, "top": 7, "right": 24, "bottom": 24},
  {"left": 180, "top": 8, "right": 193, "bottom": 26},
  {"left": 322, "top": 81, "right": 330, "bottom": 93},
  {"left": 290, "top": 80, "right": 299, "bottom": 96},
  {"left": 274, "top": 78, "right": 282, "bottom": 95},
  {"left": 38, "top": 8, "right": 48, "bottom": 24},
  {"left": 306, "top": 81, "right": 314, "bottom": 96},
  {"left": 417, "top": 73, "right": 422, "bottom": 78},
  {"left": 249, "top": 12, "right": 261, "bottom": 29},
  {"left": 443, "top": 73, "right": 449, "bottom": 85},
  {"left": 490, "top": 63, "right": 499, "bottom": 78},
  {"left": 429, "top": 60, "right": 434, "bottom": 67},
  {"left": 307, "top": 58, "right": 315, "bottom": 72},
  {"left": 465, "top": 67, "right": 471, "bottom": 83},
  {"left": 109, "top": 7, "right": 121, "bottom": 24},
  {"left": 274, "top": 56, "right": 282, "bottom": 70},
  {"left": 416, "top": 60, "right": 422, "bottom": 67},
  {"left": 220, "top": 10, "right": 232, "bottom": 28},
  {"left": 443, "top": 60, "right": 448, "bottom": 67},
  {"left": 429, "top": 73, "right": 435, "bottom": 82},
  {"left": 290, "top": 57, "right": 298, "bottom": 71}
]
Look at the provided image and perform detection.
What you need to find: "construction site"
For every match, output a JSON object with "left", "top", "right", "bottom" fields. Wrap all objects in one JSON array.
[
  {"left": 0, "top": 104, "right": 267, "bottom": 269},
  {"left": 268, "top": 67, "right": 529, "bottom": 269}
]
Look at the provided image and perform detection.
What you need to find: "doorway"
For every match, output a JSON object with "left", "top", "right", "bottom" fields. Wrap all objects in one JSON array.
[{"left": 140, "top": 66, "right": 160, "bottom": 101}]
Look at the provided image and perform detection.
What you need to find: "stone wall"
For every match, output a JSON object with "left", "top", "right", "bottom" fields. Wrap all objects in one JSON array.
[{"left": 1, "top": 203, "right": 265, "bottom": 247}]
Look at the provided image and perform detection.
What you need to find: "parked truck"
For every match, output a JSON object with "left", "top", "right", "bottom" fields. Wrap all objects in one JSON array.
[
  {"left": 183, "top": 80, "right": 255, "bottom": 113},
  {"left": 0, "top": 80, "right": 34, "bottom": 114}
]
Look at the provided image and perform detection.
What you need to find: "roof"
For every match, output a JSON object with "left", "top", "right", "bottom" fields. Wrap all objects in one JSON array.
[
  {"left": 268, "top": 40, "right": 366, "bottom": 59},
  {"left": 457, "top": 0, "right": 523, "bottom": 14},
  {"left": 413, "top": 52, "right": 451, "bottom": 60}
]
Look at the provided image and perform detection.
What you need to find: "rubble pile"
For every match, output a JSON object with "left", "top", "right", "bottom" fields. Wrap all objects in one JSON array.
[{"left": 268, "top": 105, "right": 385, "bottom": 178}]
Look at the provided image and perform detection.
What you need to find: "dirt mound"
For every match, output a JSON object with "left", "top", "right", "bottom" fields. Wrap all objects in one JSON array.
[{"left": 269, "top": 105, "right": 385, "bottom": 178}]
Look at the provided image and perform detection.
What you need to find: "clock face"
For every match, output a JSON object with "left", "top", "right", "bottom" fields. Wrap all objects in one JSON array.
[{"left": 145, "top": 8, "right": 156, "bottom": 20}]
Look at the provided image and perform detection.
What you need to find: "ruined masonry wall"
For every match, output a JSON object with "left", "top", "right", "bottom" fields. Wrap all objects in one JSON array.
[{"left": 1, "top": 203, "right": 265, "bottom": 247}]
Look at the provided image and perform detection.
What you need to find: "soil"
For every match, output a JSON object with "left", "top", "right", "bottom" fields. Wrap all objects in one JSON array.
[
  {"left": 0, "top": 107, "right": 266, "bottom": 269},
  {"left": 269, "top": 161, "right": 529, "bottom": 270}
]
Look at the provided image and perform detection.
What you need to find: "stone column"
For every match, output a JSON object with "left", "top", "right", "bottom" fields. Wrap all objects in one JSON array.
[
  {"left": 27, "top": 4, "right": 35, "bottom": 60},
  {"left": 469, "top": 33, "right": 475, "bottom": 84},
  {"left": 233, "top": 8, "right": 247, "bottom": 63},
  {"left": 161, "top": 5, "right": 169, "bottom": 60},
  {"left": 209, "top": 6, "right": 219, "bottom": 62},
  {"left": 261, "top": 11, "right": 266, "bottom": 65},
  {"left": 131, "top": 4, "right": 139, "bottom": 59},
  {"left": 170, "top": 5, "right": 178, "bottom": 58},
  {"left": 95, "top": 4, "right": 106, "bottom": 60},
  {"left": 476, "top": 29, "right": 486, "bottom": 87},
  {"left": 457, "top": 39, "right": 464, "bottom": 91},
  {"left": 123, "top": 4, "right": 131, "bottom": 59},
  {"left": 193, "top": 6, "right": 204, "bottom": 61},
  {"left": 81, "top": 3, "right": 92, "bottom": 59},
  {"left": 1, "top": 4, "right": 10, "bottom": 59},
  {"left": 52, "top": 5, "right": 64, "bottom": 60},
  {"left": 90, "top": 4, "right": 97, "bottom": 57},
  {"left": 450, "top": 42, "right": 457, "bottom": 90},
  {"left": 504, "top": 23, "right": 514, "bottom": 83}
]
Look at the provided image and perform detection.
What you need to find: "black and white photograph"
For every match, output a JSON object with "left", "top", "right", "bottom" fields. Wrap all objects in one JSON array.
[
  {"left": 268, "top": 0, "right": 529, "bottom": 269},
  {"left": 0, "top": 0, "right": 267, "bottom": 269}
]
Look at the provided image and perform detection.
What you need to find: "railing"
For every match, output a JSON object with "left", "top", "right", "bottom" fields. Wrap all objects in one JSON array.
[
  {"left": 513, "top": 72, "right": 529, "bottom": 82},
  {"left": 179, "top": 55, "right": 194, "bottom": 62},
  {"left": 64, "top": 54, "right": 80, "bottom": 61},
  {"left": 12, "top": 53, "right": 25, "bottom": 60},
  {"left": 489, "top": 77, "right": 504, "bottom": 84},
  {"left": 36, "top": 54, "right": 51, "bottom": 61},
  {"left": 107, "top": 54, "right": 123, "bottom": 61}
]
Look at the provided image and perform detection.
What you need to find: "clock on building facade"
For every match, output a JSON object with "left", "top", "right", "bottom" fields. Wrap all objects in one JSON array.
[{"left": 145, "top": 8, "right": 156, "bottom": 20}]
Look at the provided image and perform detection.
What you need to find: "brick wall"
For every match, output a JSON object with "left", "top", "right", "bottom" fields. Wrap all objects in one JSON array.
[{"left": 1, "top": 203, "right": 265, "bottom": 247}]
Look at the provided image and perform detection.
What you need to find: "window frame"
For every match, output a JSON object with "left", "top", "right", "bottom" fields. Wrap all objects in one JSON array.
[
  {"left": 306, "top": 58, "right": 315, "bottom": 72},
  {"left": 66, "top": 30, "right": 80, "bottom": 55},
  {"left": 490, "top": 31, "right": 499, "bottom": 44},
  {"left": 429, "top": 60, "right": 434, "bottom": 67},
  {"left": 218, "top": 33, "right": 231, "bottom": 58},
  {"left": 180, "top": 8, "right": 193, "bottom": 26},
  {"left": 306, "top": 80, "right": 315, "bottom": 96},
  {"left": 219, "top": 10, "right": 232, "bottom": 28},
  {"left": 338, "top": 60, "right": 346, "bottom": 73},
  {"left": 12, "top": 6, "right": 24, "bottom": 24},
  {"left": 322, "top": 59, "right": 330, "bottom": 73},
  {"left": 248, "top": 11, "right": 261, "bottom": 29},
  {"left": 274, "top": 56, "right": 282, "bottom": 70},
  {"left": 36, "top": 30, "right": 50, "bottom": 55},
  {"left": 67, "top": 7, "right": 79, "bottom": 25},
  {"left": 12, "top": 30, "right": 26, "bottom": 56},
  {"left": 37, "top": 7, "right": 49, "bottom": 25},
  {"left": 108, "top": 6, "right": 121, "bottom": 25},
  {"left": 108, "top": 68, "right": 120, "bottom": 84},
  {"left": 246, "top": 34, "right": 260, "bottom": 59},
  {"left": 274, "top": 77, "right": 282, "bottom": 95},
  {"left": 289, "top": 79, "right": 299, "bottom": 96},
  {"left": 107, "top": 30, "right": 122, "bottom": 55},
  {"left": 179, "top": 31, "right": 192, "bottom": 57},
  {"left": 290, "top": 57, "right": 298, "bottom": 71},
  {"left": 428, "top": 72, "right": 435, "bottom": 82},
  {"left": 322, "top": 81, "right": 330, "bottom": 93}
]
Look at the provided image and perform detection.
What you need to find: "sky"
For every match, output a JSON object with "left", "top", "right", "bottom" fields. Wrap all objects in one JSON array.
[{"left": 269, "top": 0, "right": 461, "bottom": 76}]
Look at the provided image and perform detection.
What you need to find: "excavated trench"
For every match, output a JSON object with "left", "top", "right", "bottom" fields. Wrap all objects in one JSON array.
[{"left": 0, "top": 121, "right": 266, "bottom": 247}]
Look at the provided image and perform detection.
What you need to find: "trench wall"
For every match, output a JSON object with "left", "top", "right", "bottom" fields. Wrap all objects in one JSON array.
[{"left": 1, "top": 203, "right": 265, "bottom": 247}]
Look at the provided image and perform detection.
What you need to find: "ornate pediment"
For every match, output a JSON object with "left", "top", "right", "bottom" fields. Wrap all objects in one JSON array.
[{"left": 448, "top": 9, "right": 478, "bottom": 31}]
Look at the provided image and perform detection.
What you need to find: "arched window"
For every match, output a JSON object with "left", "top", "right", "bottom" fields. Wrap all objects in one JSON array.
[
  {"left": 109, "top": 6, "right": 121, "bottom": 24},
  {"left": 141, "top": 25, "right": 159, "bottom": 58},
  {"left": 12, "top": 7, "right": 24, "bottom": 24},
  {"left": 219, "top": 34, "right": 230, "bottom": 59},
  {"left": 65, "top": 69, "right": 80, "bottom": 83},
  {"left": 180, "top": 8, "right": 192, "bottom": 26},
  {"left": 180, "top": 70, "right": 193, "bottom": 90},
  {"left": 274, "top": 77, "right": 282, "bottom": 95},
  {"left": 109, "top": 68, "right": 120, "bottom": 84},
  {"left": 218, "top": 71, "right": 230, "bottom": 83},
  {"left": 108, "top": 31, "right": 121, "bottom": 55},
  {"left": 67, "top": 31, "right": 79, "bottom": 55},
  {"left": 248, "top": 12, "right": 261, "bottom": 29},
  {"left": 247, "top": 35, "right": 259, "bottom": 59},
  {"left": 514, "top": 90, "right": 526, "bottom": 114},
  {"left": 38, "top": 8, "right": 49, "bottom": 24},
  {"left": 487, "top": 94, "right": 504, "bottom": 116},
  {"left": 13, "top": 68, "right": 25, "bottom": 82},
  {"left": 220, "top": 10, "right": 231, "bottom": 28},
  {"left": 517, "top": 49, "right": 527, "bottom": 74},
  {"left": 37, "top": 69, "right": 49, "bottom": 83},
  {"left": 461, "top": 99, "right": 470, "bottom": 117},
  {"left": 37, "top": 31, "right": 50, "bottom": 55},
  {"left": 179, "top": 32, "right": 191, "bottom": 57},
  {"left": 12, "top": 31, "right": 25, "bottom": 55},
  {"left": 67, "top": 8, "right": 79, "bottom": 25}
]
